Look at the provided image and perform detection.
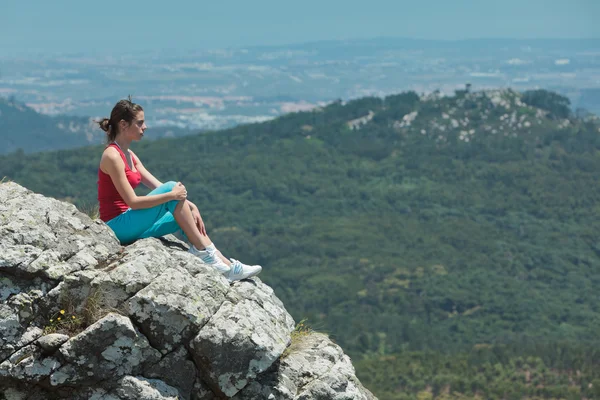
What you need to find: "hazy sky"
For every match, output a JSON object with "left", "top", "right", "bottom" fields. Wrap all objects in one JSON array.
[{"left": 1, "top": 0, "right": 599, "bottom": 54}]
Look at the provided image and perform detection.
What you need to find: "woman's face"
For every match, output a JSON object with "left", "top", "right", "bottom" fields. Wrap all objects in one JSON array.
[{"left": 122, "top": 111, "right": 147, "bottom": 141}]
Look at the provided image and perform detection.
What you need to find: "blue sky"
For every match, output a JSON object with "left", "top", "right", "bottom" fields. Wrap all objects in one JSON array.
[{"left": 1, "top": 0, "right": 599, "bottom": 54}]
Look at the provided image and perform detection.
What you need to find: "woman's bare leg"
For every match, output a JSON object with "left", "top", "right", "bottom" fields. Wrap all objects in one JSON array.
[
  {"left": 173, "top": 202, "right": 261, "bottom": 281},
  {"left": 172, "top": 200, "right": 232, "bottom": 266}
]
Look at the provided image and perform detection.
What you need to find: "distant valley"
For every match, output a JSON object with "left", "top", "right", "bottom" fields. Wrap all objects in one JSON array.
[
  {"left": 2, "top": 87, "right": 600, "bottom": 399},
  {"left": 1, "top": 38, "right": 599, "bottom": 133},
  {"left": 0, "top": 97, "right": 195, "bottom": 154}
]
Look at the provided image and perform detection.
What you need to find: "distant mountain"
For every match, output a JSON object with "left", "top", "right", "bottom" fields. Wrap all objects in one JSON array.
[
  {"left": 0, "top": 97, "right": 196, "bottom": 154},
  {"left": 1, "top": 88, "right": 599, "bottom": 399},
  {"left": 1, "top": 38, "right": 599, "bottom": 131}
]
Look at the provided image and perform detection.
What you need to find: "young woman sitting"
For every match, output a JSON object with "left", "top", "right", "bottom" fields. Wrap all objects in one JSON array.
[{"left": 97, "top": 98, "right": 261, "bottom": 282}]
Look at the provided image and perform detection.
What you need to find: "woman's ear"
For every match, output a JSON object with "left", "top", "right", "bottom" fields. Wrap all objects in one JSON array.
[{"left": 119, "top": 119, "right": 128, "bottom": 130}]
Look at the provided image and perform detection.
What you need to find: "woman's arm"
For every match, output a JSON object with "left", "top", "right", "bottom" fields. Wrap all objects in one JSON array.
[
  {"left": 131, "top": 150, "right": 202, "bottom": 230},
  {"left": 130, "top": 151, "right": 162, "bottom": 190},
  {"left": 101, "top": 148, "right": 182, "bottom": 209}
]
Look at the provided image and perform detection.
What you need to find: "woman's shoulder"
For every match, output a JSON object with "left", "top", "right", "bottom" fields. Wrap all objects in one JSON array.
[
  {"left": 100, "top": 146, "right": 124, "bottom": 166},
  {"left": 99, "top": 146, "right": 126, "bottom": 175},
  {"left": 102, "top": 145, "right": 121, "bottom": 158}
]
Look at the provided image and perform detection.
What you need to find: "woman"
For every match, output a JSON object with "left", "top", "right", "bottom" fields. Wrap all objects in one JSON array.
[{"left": 97, "top": 98, "right": 261, "bottom": 282}]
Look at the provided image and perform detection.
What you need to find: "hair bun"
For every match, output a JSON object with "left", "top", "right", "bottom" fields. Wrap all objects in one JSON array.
[{"left": 97, "top": 118, "right": 111, "bottom": 132}]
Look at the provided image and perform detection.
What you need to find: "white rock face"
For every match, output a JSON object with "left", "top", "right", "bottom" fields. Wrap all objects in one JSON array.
[
  {"left": 126, "top": 265, "right": 229, "bottom": 353},
  {"left": 0, "top": 344, "right": 61, "bottom": 383},
  {"left": 0, "top": 182, "right": 377, "bottom": 399},
  {"left": 234, "top": 333, "right": 376, "bottom": 400},
  {"left": 0, "top": 183, "right": 120, "bottom": 279},
  {"left": 51, "top": 313, "right": 161, "bottom": 386},
  {"left": 190, "top": 295, "right": 294, "bottom": 397},
  {"left": 114, "top": 376, "right": 180, "bottom": 400},
  {"left": 36, "top": 333, "right": 69, "bottom": 353}
]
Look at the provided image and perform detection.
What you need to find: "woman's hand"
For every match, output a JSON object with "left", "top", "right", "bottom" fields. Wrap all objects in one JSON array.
[
  {"left": 171, "top": 182, "right": 187, "bottom": 201},
  {"left": 187, "top": 202, "right": 207, "bottom": 236}
]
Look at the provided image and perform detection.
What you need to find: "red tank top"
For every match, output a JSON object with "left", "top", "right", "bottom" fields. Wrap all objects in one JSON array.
[{"left": 97, "top": 143, "right": 142, "bottom": 222}]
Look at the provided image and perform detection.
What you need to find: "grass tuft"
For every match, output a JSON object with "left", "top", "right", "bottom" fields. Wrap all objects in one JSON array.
[
  {"left": 283, "top": 319, "right": 316, "bottom": 358},
  {"left": 43, "top": 287, "right": 122, "bottom": 336},
  {"left": 78, "top": 201, "right": 100, "bottom": 220}
]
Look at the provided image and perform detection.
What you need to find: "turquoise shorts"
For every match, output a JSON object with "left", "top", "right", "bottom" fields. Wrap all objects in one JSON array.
[{"left": 106, "top": 181, "right": 186, "bottom": 244}]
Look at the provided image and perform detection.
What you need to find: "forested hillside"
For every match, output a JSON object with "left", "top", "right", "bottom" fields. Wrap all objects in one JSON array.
[
  {"left": 0, "top": 97, "right": 194, "bottom": 154},
  {"left": 1, "top": 88, "right": 600, "bottom": 399}
]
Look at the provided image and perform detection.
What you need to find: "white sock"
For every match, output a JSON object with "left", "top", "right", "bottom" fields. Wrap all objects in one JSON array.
[
  {"left": 190, "top": 243, "right": 216, "bottom": 255},
  {"left": 189, "top": 245, "right": 202, "bottom": 255}
]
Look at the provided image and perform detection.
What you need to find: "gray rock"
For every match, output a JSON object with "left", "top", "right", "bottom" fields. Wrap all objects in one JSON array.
[
  {"left": 0, "top": 276, "right": 29, "bottom": 302},
  {"left": 0, "top": 182, "right": 120, "bottom": 278},
  {"left": 229, "top": 278, "right": 295, "bottom": 332},
  {"left": 0, "top": 302, "right": 43, "bottom": 361},
  {"left": 58, "top": 387, "right": 120, "bottom": 400},
  {"left": 0, "top": 276, "right": 51, "bottom": 359},
  {"left": 144, "top": 346, "right": 197, "bottom": 400},
  {"left": 1, "top": 182, "right": 377, "bottom": 399},
  {"left": 50, "top": 313, "right": 160, "bottom": 386},
  {"left": 0, "top": 306, "right": 43, "bottom": 362},
  {"left": 235, "top": 333, "right": 376, "bottom": 400},
  {"left": 0, "top": 344, "right": 61, "bottom": 383},
  {"left": 127, "top": 265, "right": 229, "bottom": 353},
  {"left": 0, "top": 303, "right": 23, "bottom": 359},
  {"left": 103, "top": 240, "right": 174, "bottom": 296},
  {"left": 8, "top": 290, "right": 43, "bottom": 325},
  {"left": 190, "top": 295, "right": 294, "bottom": 398},
  {"left": 191, "top": 378, "right": 217, "bottom": 400},
  {"left": 114, "top": 376, "right": 181, "bottom": 400},
  {"left": 89, "top": 239, "right": 205, "bottom": 311},
  {"left": 36, "top": 333, "right": 70, "bottom": 354},
  {"left": 1, "top": 387, "right": 29, "bottom": 400},
  {"left": 76, "top": 388, "right": 121, "bottom": 400}
]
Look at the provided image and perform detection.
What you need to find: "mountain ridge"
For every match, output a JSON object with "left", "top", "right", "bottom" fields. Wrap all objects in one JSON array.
[
  {"left": 0, "top": 97, "right": 196, "bottom": 155},
  {"left": 1, "top": 88, "right": 599, "bottom": 399}
]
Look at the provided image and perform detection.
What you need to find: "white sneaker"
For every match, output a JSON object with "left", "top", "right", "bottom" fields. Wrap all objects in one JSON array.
[
  {"left": 188, "top": 246, "right": 230, "bottom": 275},
  {"left": 228, "top": 259, "right": 262, "bottom": 282}
]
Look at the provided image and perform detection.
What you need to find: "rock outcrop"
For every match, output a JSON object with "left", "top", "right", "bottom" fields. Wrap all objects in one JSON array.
[{"left": 0, "top": 182, "right": 376, "bottom": 400}]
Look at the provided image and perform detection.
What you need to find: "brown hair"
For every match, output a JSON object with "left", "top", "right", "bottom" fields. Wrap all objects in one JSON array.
[{"left": 97, "top": 96, "right": 144, "bottom": 143}]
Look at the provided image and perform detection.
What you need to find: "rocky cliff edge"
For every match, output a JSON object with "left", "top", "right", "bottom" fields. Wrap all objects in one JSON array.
[{"left": 0, "top": 182, "right": 376, "bottom": 400}]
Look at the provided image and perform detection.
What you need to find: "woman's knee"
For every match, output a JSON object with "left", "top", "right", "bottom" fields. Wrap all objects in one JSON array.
[
  {"left": 148, "top": 181, "right": 178, "bottom": 197},
  {"left": 163, "top": 181, "right": 177, "bottom": 191},
  {"left": 163, "top": 181, "right": 183, "bottom": 214}
]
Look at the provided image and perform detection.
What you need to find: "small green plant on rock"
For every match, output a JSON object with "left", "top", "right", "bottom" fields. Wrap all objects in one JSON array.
[
  {"left": 43, "top": 287, "right": 121, "bottom": 336},
  {"left": 283, "top": 319, "right": 315, "bottom": 358},
  {"left": 78, "top": 201, "right": 100, "bottom": 220},
  {"left": 44, "top": 309, "right": 82, "bottom": 335}
]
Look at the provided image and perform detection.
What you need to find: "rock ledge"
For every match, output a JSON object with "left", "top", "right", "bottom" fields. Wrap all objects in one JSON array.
[{"left": 0, "top": 182, "right": 376, "bottom": 400}]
